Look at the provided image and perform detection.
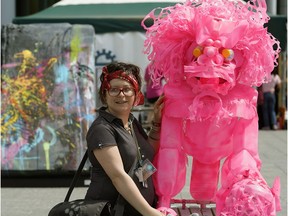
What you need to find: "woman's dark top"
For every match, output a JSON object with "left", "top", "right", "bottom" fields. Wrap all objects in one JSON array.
[{"left": 85, "top": 107, "right": 156, "bottom": 216}]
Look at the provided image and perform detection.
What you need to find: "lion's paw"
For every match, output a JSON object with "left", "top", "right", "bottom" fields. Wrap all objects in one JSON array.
[{"left": 219, "top": 178, "right": 277, "bottom": 216}]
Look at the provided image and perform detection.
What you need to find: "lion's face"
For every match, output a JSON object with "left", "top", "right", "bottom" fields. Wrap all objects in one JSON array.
[
  {"left": 143, "top": 0, "right": 280, "bottom": 95},
  {"left": 183, "top": 17, "right": 249, "bottom": 96}
]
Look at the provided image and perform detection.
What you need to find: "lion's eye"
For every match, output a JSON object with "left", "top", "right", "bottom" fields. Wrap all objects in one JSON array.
[
  {"left": 193, "top": 46, "right": 203, "bottom": 58},
  {"left": 221, "top": 49, "right": 234, "bottom": 61}
]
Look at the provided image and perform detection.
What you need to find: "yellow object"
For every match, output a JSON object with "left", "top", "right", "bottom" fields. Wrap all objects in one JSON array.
[
  {"left": 222, "top": 49, "right": 231, "bottom": 58},
  {"left": 43, "top": 142, "right": 50, "bottom": 170},
  {"left": 193, "top": 46, "right": 202, "bottom": 57}
]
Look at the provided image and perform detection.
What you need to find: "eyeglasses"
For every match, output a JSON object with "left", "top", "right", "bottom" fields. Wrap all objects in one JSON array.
[{"left": 108, "top": 87, "right": 135, "bottom": 97}]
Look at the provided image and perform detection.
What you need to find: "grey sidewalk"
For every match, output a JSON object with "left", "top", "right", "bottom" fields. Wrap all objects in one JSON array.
[{"left": 1, "top": 130, "right": 287, "bottom": 216}]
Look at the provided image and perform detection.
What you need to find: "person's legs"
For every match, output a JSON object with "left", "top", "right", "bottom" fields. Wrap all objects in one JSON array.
[
  {"left": 264, "top": 92, "right": 278, "bottom": 129},
  {"left": 269, "top": 93, "right": 278, "bottom": 129},
  {"left": 262, "top": 93, "right": 270, "bottom": 129}
]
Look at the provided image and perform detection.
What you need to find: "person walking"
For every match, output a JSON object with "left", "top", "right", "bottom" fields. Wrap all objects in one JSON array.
[{"left": 261, "top": 68, "right": 281, "bottom": 130}]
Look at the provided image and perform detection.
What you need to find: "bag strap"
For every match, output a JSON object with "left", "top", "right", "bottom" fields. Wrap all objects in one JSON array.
[
  {"left": 64, "top": 149, "right": 138, "bottom": 216},
  {"left": 64, "top": 150, "right": 88, "bottom": 202}
]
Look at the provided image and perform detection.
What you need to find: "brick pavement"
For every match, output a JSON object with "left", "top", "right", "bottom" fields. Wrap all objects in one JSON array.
[{"left": 1, "top": 130, "right": 287, "bottom": 216}]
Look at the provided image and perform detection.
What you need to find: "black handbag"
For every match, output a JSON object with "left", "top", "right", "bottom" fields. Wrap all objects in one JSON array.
[
  {"left": 48, "top": 150, "right": 137, "bottom": 216},
  {"left": 48, "top": 199, "right": 112, "bottom": 216}
]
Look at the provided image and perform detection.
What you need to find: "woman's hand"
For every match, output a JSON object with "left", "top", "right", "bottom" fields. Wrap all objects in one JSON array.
[
  {"left": 146, "top": 208, "right": 167, "bottom": 216},
  {"left": 152, "top": 95, "right": 164, "bottom": 123},
  {"left": 158, "top": 207, "right": 178, "bottom": 216}
]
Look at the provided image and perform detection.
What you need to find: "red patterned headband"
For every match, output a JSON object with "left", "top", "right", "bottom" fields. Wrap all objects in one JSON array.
[{"left": 101, "top": 66, "right": 144, "bottom": 106}]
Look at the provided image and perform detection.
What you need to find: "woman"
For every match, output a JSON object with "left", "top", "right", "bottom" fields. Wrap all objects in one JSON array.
[{"left": 85, "top": 62, "right": 165, "bottom": 216}]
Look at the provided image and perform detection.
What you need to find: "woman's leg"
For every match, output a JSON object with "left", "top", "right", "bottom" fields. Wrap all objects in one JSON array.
[{"left": 270, "top": 93, "right": 278, "bottom": 129}]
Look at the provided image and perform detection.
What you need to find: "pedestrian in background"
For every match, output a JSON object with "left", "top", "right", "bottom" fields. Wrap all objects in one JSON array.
[{"left": 261, "top": 68, "right": 281, "bottom": 130}]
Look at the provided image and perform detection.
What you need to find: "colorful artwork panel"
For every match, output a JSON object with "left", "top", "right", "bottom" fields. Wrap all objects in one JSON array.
[{"left": 1, "top": 23, "right": 96, "bottom": 171}]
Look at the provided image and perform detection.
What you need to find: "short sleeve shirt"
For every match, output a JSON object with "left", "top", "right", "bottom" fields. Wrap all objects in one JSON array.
[
  {"left": 262, "top": 74, "right": 281, "bottom": 93},
  {"left": 85, "top": 107, "right": 156, "bottom": 216}
]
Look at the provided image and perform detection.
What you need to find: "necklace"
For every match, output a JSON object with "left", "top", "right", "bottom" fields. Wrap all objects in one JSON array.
[
  {"left": 106, "top": 108, "right": 132, "bottom": 133},
  {"left": 124, "top": 122, "right": 132, "bottom": 133}
]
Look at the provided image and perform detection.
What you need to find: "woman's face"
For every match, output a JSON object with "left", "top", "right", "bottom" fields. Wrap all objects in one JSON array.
[{"left": 105, "top": 78, "right": 136, "bottom": 114}]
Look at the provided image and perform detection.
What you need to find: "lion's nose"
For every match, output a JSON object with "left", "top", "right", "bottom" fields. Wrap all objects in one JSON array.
[{"left": 204, "top": 46, "right": 217, "bottom": 57}]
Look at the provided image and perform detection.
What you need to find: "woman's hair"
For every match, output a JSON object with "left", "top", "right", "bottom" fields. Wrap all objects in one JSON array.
[{"left": 99, "top": 62, "right": 142, "bottom": 104}]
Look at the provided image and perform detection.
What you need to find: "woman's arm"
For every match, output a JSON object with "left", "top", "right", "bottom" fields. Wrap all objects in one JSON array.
[
  {"left": 93, "top": 146, "right": 164, "bottom": 216},
  {"left": 148, "top": 95, "right": 164, "bottom": 152},
  {"left": 148, "top": 122, "right": 161, "bottom": 153}
]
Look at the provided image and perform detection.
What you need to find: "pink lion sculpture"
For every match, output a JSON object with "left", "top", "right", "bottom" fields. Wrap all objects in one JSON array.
[{"left": 142, "top": 0, "right": 281, "bottom": 215}]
